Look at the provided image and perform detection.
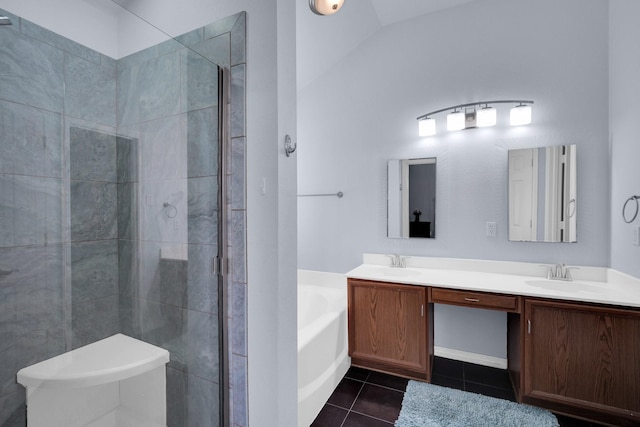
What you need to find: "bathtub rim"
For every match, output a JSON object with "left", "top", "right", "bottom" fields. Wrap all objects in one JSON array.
[{"left": 297, "top": 270, "right": 350, "bottom": 427}]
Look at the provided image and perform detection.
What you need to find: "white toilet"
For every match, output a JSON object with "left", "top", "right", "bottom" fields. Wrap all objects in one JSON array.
[{"left": 17, "top": 334, "right": 170, "bottom": 427}]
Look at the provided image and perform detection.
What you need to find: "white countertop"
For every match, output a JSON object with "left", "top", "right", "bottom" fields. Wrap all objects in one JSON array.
[{"left": 346, "top": 255, "right": 640, "bottom": 309}]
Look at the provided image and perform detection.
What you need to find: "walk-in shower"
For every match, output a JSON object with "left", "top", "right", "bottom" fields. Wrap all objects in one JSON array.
[{"left": 0, "top": 3, "right": 247, "bottom": 426}]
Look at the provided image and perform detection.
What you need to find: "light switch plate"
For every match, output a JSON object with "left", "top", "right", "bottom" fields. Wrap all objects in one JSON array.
[{"left": 260, "top": 177, "right": 266, "bottom": 195}]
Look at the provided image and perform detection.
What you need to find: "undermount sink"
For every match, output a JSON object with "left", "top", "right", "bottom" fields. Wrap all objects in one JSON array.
[
  {"left": 379, "top": 268, "right": 419, "bottom": 278},
  {"left": 525, "top": 280, "right": 604, "bottom": 294},
  {"left": 355, "top": 266, "right": 423, "bottom": 281}
]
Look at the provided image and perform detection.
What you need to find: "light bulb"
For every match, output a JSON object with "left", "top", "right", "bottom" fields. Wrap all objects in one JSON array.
[
  {"left": 476, "top": 106, "right": 497, "bottom": 127},
  {"left": 510, "top": 105, "right": 532, "bottom": 126},
  {"left": 418, "top": 118, "right": 436, "bottom": 137},
  {"left": 447, "top": 111, "right": 465, "bottom": 131}
]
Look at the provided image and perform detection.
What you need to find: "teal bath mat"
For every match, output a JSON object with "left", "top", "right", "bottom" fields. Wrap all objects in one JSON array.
[{"left": 395, "top": 381, "right": 559, "bottom": 427}]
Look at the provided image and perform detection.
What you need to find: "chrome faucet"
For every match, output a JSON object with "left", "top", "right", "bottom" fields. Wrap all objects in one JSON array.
[
  {"left": 541, "top": 263, "right": 578, "bottom": 281},
  {"left": 386, "top": 254, "right": 408, "bottom": 268}
]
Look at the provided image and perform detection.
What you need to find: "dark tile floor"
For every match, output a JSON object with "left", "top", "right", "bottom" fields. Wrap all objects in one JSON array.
[{"left": 311, "top": 357, "right": 601, "bottom": 427}]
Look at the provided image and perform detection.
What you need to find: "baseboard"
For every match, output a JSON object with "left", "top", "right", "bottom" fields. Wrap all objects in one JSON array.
[{"left": 434, "top": 346, "right": 508, "bottom": 369}]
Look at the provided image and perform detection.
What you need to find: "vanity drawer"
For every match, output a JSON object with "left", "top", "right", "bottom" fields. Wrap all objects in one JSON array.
[{"left": 430, "top": 288, "right": 521, "bottom": 313}]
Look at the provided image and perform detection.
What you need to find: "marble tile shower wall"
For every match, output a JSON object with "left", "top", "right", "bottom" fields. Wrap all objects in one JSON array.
[
  {"left": 1, "top": 9, "right": 117, "bottom": 426},
  {"left": 227, "top": 13, "right": 248, "bottom": 427},
  {"left": 0, "top": 8, "right": 248, "bottom": 427},
  {"left": 69, "top": 127, "right": 120, "bottom": 349}
]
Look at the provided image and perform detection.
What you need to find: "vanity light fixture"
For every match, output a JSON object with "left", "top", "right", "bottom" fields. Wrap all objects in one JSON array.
[
  {"left": 510, "top": 103, "right": 532, "bottom": 126},
  {"left": 417, "top": 100, "right": 534, "bottom": 137},
  {"left": 446, "top": 110, "right": 465, "bottom": 131},
  {"left": 309, "top": 0, "right": 345, "bottom": 15},
  {"left": 418, "top": 117, "right": 436, "bottom": 137},
  {"left": 476, "top": 105, "right": 497, "bottom": 127}
]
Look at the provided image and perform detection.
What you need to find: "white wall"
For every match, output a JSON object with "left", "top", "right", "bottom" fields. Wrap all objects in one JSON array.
[
  {"left": 297, "top": 0, "right": 610, "bottom": 358},
  {"left": 0, "top": 1, "right": 298, "bottom": 425},
  {"left": 609, "top": 0, "right": 640, "bottom": 279},
  {"left": 296, "top": 0, "right": 380, "bottom": 91},
  {"left": 0, "top": 0, "right": 120, "bottom": 57},
  {"left": 275, "top": 0, "right": 298, "bottom": 425}
]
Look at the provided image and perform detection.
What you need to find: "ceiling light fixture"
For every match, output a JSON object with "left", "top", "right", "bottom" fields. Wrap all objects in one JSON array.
[
  {"left": 417, "top": 100, "right": 534, "bottom": 137},
  {"left": 309, "top": 0, "right": 345, "bottom": 15}
]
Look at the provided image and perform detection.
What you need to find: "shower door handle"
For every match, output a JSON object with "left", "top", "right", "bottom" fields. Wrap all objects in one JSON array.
[
  {"left": 211, "top": 257, "right": 219, "bottom": 275},
  {"left": 211, "top": 256, "right": 224, "bottom": 276},
  {"left": 212, "top": 256, "right": 229, "bottom": 276}
]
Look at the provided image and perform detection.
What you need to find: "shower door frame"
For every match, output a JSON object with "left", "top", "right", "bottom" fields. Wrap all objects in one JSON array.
[{"left": 217, "top": 65, "right": 231, "bottom": 427}]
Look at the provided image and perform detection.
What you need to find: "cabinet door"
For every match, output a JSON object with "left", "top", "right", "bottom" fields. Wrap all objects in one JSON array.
[
  {"left": 348, "top": 279, "right": 428, "bottom": 379},
  {"left": 524, "top": 299, "right": 640, "bottom": 424}
]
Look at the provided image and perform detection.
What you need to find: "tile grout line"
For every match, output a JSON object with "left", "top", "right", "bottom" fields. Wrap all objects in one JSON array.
[
  {"left": 462, "top": 362, "right": 515, "bottom": 395},
  {"left": 318, "top": 403, "right": 349, "bottom": 426},
  {"left": 462, "top": 362, "right": 471, "bottom": 392},
  {"left": 465, "top": 379, "right": 513, "bottom": 390},
  {"left": 353, "top": 377, "right": 405, "bottom": 425},
  {"left": 348, "top": 409, "right": 395, "bottom": 425},
  {"left": 339, "top": 381, "right": 365, "bottom": 427},
  {"left": 346, "top": 381, "right": 366, "bottom": 412},
  {"left": 364, "top": 381, "right": 407, "bottom": 394}
]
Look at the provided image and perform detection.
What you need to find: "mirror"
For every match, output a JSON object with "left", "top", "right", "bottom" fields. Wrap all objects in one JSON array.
[
  {"left": 388, "top": 158, "right": 436, "bottom": 239},
  {"left": 508, "top": 144, "right": 577, "bottom": 242}
]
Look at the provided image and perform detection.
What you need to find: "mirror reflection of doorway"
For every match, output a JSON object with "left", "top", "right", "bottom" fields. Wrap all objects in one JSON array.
[
  {"left": 508, "top": 145, "right": 577, "bottom": 243},
  {"left": 387, "top": 157, "right": 436, "bottom": 239},
  {"left": 404, "top": 159, "right": 436, "bottom": 238},
  {"left": 508, "top": 148, "right": 538, "bottom": 241}
]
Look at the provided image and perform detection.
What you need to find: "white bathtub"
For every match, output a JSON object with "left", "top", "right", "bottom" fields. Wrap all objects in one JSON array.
[{"left": 298, "top": 270, "right": 350, "bottom": 427}]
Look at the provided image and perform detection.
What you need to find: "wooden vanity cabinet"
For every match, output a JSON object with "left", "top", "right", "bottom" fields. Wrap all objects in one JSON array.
[
  {"left": 431, "top": 288, "right": 521, "bottom": 312},
  {"left": 523, "top": 299, "right": 640, "bottom": 426},
  {"left": 347, "top": 279, "right": 431, "bottom": 380},
  {"left": 346, "top": 274, "right": 640, "bottom": 425}
]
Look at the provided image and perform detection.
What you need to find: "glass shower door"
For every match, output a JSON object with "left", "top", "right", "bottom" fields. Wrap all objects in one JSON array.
[{"left": 115, "top": 22, "right": 229, "bottom": 425}]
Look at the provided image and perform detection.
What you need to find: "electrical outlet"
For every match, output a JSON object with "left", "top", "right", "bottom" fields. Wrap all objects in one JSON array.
[
  {"left": 633, "top": 227, "right": 640, "bottom": 246},
  {"left": 486, "top": 222, "right": 497, "bottom": 237}
]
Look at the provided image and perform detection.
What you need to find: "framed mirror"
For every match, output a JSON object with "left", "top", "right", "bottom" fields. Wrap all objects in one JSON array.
[
  {"left": 508, "top": 144, "right": 577, "bottom": 242},
  {"left": 388, "top": 158, "right": 436, "bottom": 239}
]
